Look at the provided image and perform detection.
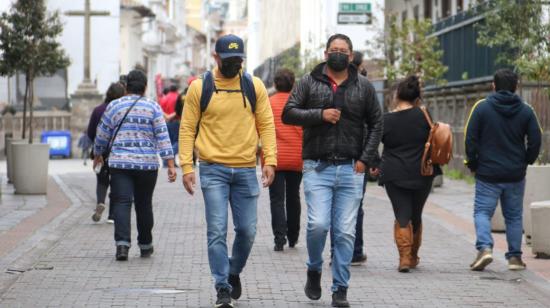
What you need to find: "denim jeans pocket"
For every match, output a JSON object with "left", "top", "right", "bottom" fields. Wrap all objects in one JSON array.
[
  {"left": 303, "top": 160, "right": 320, "bottom": 173},
  {"left": 199, "top": 163, "right": 215, "bottom": 188},
  {"left": 243, "top": 168, "right": 260, "bottom": 197}
]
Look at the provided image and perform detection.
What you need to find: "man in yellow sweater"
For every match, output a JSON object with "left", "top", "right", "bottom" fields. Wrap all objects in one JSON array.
[{"left": 179, "top": 34, "right": 276, "bottom": 308}]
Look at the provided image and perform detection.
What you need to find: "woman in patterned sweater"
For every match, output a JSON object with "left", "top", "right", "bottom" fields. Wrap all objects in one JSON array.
[{"left": 94, "top": 69, "right": 177, "bottom": 261}]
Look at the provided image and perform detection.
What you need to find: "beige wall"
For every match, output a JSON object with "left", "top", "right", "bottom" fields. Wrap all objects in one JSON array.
[{"left": 257, "top": 0, "right": 301, "bottom": 66}]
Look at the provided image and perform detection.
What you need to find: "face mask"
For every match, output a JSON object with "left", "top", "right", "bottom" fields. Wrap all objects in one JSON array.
[
  {"left": 220, "top": 59, "right": 242, "bottom": 78},
  {"left": 327, "top": 52, "right": 350, "bottom": 72}
]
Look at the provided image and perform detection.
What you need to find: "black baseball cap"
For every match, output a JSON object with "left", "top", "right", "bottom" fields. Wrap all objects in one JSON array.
[{"left": 215, "top": 34, "right": 246, "bottom": 59}]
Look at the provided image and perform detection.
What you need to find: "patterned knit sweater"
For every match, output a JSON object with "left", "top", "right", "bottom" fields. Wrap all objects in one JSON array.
[{"left": 94, "top": 94, "right": 174, "bottom": 170}]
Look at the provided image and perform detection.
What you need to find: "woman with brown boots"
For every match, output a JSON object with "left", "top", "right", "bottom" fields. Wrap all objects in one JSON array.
[{"left": 378, "top": 76, "right": 442, "bottom": 272}]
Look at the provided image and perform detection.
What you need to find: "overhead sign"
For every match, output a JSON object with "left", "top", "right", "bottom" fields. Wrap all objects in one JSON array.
[
  {"left": 339, "top": 2, "right": 371, "bottom": 13},
  {"left": 338, "top": 12, "right": 372, "bottom": 25},
  {"left": 338, "top": 2, "right": 372, "bottom": 24}
]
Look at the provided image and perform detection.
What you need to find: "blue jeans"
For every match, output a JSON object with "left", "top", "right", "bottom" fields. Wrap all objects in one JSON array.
[
  {"left": 199, "top": 162, "right": 260, "bottom": 291},
  {"left": 303, "top": 159, "right": 364, "bottom": 291},
  {"left": 110, "top": 168, "right": 158, "bottom": 249},
  {"left": 474, "top": 178, "right": 526, "bottom": 259}
]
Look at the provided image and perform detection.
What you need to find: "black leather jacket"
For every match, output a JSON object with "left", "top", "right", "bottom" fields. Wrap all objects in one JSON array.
[{"left": 282, "top": 63, "right": 383, "bottom": 166}]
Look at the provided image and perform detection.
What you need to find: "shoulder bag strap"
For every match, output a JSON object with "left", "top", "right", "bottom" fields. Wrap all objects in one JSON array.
[
  {"left": 419, "top": 105, "right": 434, "bottom": 128},
  {"left": 104, "top": 96, "right": 142, "bottom": 160}
]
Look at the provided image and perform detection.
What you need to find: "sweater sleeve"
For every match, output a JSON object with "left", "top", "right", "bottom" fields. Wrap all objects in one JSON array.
[
  {"left": 86, "top": 107, "right": 99, "bottom": 142},
  {"left": 253, "top": 78, "right": 277, "bottom": 167},
  {"left": 94, "top": 104, "right": 114, "bottom": 156},
  {"left": 464, "top": 100, "right": 483, "bottom": 171},
  {"left": 178, "top": 80, "right": 202, "bottom": 174}
]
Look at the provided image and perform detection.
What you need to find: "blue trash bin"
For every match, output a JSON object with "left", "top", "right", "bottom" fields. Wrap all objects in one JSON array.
[{"left": 41, "top": 130, "right": 71, "bottom": 158}]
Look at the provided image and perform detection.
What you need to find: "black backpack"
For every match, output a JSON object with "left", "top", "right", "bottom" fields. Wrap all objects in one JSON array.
[{"left": 199, "top": 71, "right": 257, "bottom": 113}]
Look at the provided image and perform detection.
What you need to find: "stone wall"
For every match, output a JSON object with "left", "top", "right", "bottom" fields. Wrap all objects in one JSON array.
[
  {"left": 422, "top": 80, "right": 550, "bottom": 172},
  {"left": 0, "top": 111, "right": 72, "bottom": 157}
]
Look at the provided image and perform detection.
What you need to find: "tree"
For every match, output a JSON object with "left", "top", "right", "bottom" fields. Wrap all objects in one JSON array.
[
  {"left": 278, "top": 43, "right": 323, "bottom": 79},
  {"left": 384, "top": 17, "right": 448, "bottom": 85},
  {"left": 476, "top": 0, "right": 550, "bottom": 92},
  {"left": 0, "top": 0, "right": 70, "bottom": 143}
]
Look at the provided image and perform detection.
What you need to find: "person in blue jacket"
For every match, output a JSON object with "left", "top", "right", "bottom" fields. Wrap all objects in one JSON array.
[{"left": 465, "top": 69, "right": 542, "bottom": 272}]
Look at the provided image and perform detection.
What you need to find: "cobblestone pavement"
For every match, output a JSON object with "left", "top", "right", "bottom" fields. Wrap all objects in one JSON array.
[{"left": 0, "top": 167, "right": 549, "bottom": 307}]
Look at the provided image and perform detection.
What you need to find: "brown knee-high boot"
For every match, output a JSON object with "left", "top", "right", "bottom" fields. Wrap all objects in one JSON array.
[
  {"left": 394, "top": 221, "right": 413, "bottom": 273},
  {"left": 410, "top": 223, "right": 422, "bottom": 268}
]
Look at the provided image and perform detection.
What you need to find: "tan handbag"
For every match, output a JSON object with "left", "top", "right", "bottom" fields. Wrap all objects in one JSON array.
[{"left": 420, "top": 106, "right": 453, "bottom": 176}]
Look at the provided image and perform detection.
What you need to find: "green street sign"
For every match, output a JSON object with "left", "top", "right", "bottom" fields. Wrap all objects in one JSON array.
[{"left": 339, "top": 2, "right": 371, "bottom": 13}]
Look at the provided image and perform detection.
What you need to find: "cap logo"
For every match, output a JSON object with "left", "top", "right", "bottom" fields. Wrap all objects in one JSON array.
[{"left": 228, "top": 42, "right": 239, "bottom": 49}]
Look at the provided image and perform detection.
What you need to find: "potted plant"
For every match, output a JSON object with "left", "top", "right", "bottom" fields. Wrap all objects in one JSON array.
[{"left": 0, "top": 0, "right": 70, "bottom": 194}]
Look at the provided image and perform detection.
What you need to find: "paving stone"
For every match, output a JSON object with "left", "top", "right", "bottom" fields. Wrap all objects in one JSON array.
[{"left": 0, "top": 170, "right": 548, "bottom": 307}]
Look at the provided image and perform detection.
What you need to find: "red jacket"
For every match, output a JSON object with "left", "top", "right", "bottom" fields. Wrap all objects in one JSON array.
[{"left": 270, "top": 92, "right": 303, "bottom": 171}]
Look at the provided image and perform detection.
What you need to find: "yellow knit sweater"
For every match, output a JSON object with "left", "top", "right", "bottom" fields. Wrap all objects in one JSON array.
[{"left": 179, "top": 68, "right": 277, "bottom": 174}]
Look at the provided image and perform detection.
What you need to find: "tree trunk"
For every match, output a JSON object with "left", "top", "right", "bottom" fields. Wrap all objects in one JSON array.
[
  {"left": 21, "top": 73, "right": 29, "bottom": 139},
  {"left": 28, "top": 74, "right": 34, "bottom": 144}
]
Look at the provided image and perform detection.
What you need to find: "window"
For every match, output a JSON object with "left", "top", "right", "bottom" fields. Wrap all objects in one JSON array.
[
  {"left": 414, "top": 5, "right": 419, "bottom": 20},
  {"left": 442, "top": 0, "right": 451, "bottom": 18},
  {"left": 457, "top": 0, "right": 464, "bottom": 12},
  {"left": 424, "top": 0, "right": 432, "bottom": 19},
  {"left": 401, "top": 10, "right": 408, "bottom": 24}
]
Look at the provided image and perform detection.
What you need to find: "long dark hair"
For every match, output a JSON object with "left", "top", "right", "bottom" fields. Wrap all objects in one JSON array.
[{"left": 104, "top": 82, "right": 126, "bottom": 104}]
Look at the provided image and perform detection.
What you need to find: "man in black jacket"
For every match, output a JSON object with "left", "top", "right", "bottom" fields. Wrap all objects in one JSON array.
[
  {"left": 283, "top": 34, "right": 382, "bottom": 307},
  {"left": 465, "top": 69, "right": 542, "bottom": 272}
]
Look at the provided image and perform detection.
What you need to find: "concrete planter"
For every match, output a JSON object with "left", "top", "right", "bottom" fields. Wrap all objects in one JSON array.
[
  {"left": 490, "top": 165, "right": 550, "bottom": 238},
  {"left": 523, "top": 165, "right": 550, "bottom": 244},
  {"left": 13, "top": 143, "right": 49, "bottom": 195},
  {"left": 531, "top": 201, "right": 550, "bottom": 258},
  {"left": 6, "top": 138, "right": 23, "bottom": 184}
]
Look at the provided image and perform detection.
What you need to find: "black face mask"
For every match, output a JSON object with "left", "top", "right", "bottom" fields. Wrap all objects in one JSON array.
[
  {"left": 220, "top": 58, "right": 242, "bottom": 78},
  {"left": 327, "top": 52, "right": 350, "bottom": 72}
]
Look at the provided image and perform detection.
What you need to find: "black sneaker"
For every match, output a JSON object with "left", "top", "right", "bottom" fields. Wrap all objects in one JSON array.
[
  {"left": 331, "top": 286, "right": 349, "bottom": 307},
  {"left": 215, "top": 288, "right": 233, "bottom": 308},
  {"left": 274, "top": 243, "right": 284, "bottom": 251},
  {"left": 228, "top": 274, "right": 241, "bottom": 299},
  {"left": 140, "top": 247, "right": 154, "bottom": 258},
  {"left": 351, "top": 253, "right": 367, "bottom": 266},
  {"left": 289, "top": 240, "right": 297, "bottom": 248},
  {"left": 116, "top": 245, "right": 129, "bottom": 261},
  {"left": 304, "top": 270, "right": 322, "bottom": 300}
]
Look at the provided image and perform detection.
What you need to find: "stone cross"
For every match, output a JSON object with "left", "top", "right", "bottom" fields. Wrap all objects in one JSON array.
[{"left": 65, "top": 0, "right": 110, "bottom": 87}]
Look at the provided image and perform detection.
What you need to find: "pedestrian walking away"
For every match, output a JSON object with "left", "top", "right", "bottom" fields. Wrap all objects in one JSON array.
[
  {"left": 87, "top": 82, "right": 126, "bottom": 223},
  {"left": 160, "top": 84, "right": 181, "bottom": 165},
  {"left": 268, "top": 68, "right": 303, "bottom": 252},
  {"left": 77, "top": 131, "right": 92, "bottom": 166},
  {"left": 93, "top": 69, "right": 177, "bottom": 261},
  {"left": 282, "top": 33, "right": 383, "bottom": 307},
  {"left": 179, "top": 34, "right": 277, "bottom": 308},
  {"left": 465, "top": 69, "right": 542, "bottom": 272},
  {"left": 378, "top": 76, "right": 442, "bottom": 273}
]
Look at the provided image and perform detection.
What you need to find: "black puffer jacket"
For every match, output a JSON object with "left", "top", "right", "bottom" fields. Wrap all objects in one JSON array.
[{"left": 282, "top": 63, "right": 383, "bottom": 166}]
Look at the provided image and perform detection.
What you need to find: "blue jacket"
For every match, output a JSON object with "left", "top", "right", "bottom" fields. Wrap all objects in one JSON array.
[{"left": 464, "top": 91, "right": 542, "bottom": 183}]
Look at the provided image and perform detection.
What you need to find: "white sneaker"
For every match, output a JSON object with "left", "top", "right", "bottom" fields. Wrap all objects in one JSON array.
[{"left": 92, "top": 203, "right": 105, "bottom": 222}]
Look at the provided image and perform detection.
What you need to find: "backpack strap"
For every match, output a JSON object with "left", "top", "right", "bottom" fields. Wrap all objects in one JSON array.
[
  {"left": 200, "top": 71, "right": 215, "bottom": 113},
  {"left": 199, "top": 71, "right": 257, "bottom": 113},
  {"left": 241, "top": 72, "right": 257, "bottom": 113}
]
